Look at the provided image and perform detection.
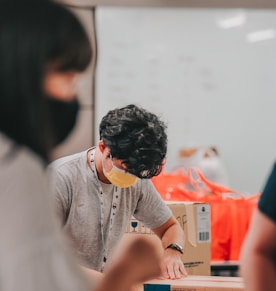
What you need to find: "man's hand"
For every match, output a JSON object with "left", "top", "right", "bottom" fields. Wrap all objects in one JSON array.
[{"left": 160, "top": 248, "right": 187, "bottom": 279}]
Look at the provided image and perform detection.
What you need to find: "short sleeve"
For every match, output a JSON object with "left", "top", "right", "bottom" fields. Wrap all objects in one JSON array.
[{"left": 134, "top": 179, "right": 172, "bottom": 229}]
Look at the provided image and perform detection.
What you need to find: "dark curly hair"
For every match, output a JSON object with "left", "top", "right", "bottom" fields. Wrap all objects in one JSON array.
[{"left": 99, "top": 104, "right": 167, "bottom": 179}]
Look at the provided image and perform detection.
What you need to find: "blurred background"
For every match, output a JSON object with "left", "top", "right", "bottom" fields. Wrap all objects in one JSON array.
[{"left": 55, "top": 0, "right": 276, "bottom": 195}]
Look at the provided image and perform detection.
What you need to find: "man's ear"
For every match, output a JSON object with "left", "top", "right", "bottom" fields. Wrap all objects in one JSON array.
[{"left": 98, "top": 140, "right": 106, "bottom": 153}]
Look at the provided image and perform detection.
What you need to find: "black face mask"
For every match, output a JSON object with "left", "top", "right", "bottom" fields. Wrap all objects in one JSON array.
[{"left": 46, "top": 97, "right": 80, "bottom": 147}]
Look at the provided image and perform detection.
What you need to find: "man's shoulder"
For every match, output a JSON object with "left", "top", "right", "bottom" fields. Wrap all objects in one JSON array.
[{"left": 49, "top": 149, "right": 89, "bottom": 170}]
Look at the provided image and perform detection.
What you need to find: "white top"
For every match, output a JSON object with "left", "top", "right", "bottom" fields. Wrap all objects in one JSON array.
[{"left": 0, "top": 133, "right": 92, "bottom": 291}]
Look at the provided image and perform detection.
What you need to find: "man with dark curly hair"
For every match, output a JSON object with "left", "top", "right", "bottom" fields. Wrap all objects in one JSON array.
[{"left": 48, "top": 104, "right": 187, "bottom": 280}]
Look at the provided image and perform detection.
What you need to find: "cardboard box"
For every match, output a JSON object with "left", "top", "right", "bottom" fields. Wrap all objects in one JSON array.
[
  {"left": 121, "top": 202, "right": 211, "bottom": 275},
  {"left": 141, "top": 276, "right": 244, "bottom": 291}
]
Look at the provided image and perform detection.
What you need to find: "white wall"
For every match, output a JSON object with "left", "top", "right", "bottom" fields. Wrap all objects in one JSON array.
[{"left": 95, "top": 7, "right": 276, "bottom": 194}]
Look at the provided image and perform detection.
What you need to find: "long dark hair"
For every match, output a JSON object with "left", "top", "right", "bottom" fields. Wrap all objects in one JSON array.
[{"left": 0, "top": 0, "right": 92, "bottom": 162}]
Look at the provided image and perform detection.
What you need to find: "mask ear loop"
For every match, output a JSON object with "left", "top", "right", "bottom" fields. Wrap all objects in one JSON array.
[
  {"left": 102, "top": 152, "right": 114, "bottom": 175},
  {"left": 108, "top": 153, "right": 117, "bottom": 170}
]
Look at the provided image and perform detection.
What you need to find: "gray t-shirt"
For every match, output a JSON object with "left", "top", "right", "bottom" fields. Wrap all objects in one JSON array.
[
  {"left": 0, "top": 133, "right": 91, "bottom": 291},
  {"left": 48, "top": 147, "right": 172, "bottom": 272}
]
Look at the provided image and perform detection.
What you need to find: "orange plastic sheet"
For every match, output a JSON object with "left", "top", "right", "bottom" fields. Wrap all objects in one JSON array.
[{"left": 151, "top": 167, "right": 261, "bottom": 261}]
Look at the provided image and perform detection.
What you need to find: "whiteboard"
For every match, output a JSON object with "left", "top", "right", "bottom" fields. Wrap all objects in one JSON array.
[{"left": 95, "top": 7, "right": 276, "bottom": 194}]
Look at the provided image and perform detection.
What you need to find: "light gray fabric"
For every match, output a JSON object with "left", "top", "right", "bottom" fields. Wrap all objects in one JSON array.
[
  {"left": 0, "top": 133, "right": 91, "bottom": 291},
  {"left": 48, "top": 147, "right": 172, "bottom": 272}
]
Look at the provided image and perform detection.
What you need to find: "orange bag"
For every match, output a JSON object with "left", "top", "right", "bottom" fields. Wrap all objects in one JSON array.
[
  {"left": 175, "top": 184, "right": 233, "bottom": 260},
  {"left": 194, "top": 169, "right": 250, "bottom": 260},
  {"left": 151, "top": 169, "right": 188, "bottom": 201},
  {"left": 152, "top": 167, "right": 258, "bottom": 261}
]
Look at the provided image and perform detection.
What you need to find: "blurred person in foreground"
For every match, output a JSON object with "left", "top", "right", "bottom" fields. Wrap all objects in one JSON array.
[
  {"left": 240, "top": 162, "right": 276, "bottom": 291},
  {"left": 48, "top": 103, "right": 187, "bottom": 280},
  {"left": 0, "top": 1, "right": 161, "bottom": 291}
]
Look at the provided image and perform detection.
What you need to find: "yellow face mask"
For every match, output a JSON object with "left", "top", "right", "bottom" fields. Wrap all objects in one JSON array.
[{"left": 102, "top": 157, "right": 139, "bottom": 188}]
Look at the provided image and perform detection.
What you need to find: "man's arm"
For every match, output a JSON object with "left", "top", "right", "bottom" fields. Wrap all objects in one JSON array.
[
  {"left": 240, "top": 209, "right": 276, "bottom": 291},
  {"left": 94, "top": 237, "right": 161, "bottom": 291},
  {"left": 152, "top": 215, "right": 187, "bottom": 279}
]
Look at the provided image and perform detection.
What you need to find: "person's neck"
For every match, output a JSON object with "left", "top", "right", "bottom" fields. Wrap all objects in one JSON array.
[{"left": 88, "top": 147, "right": 111, "bottom": 184}]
